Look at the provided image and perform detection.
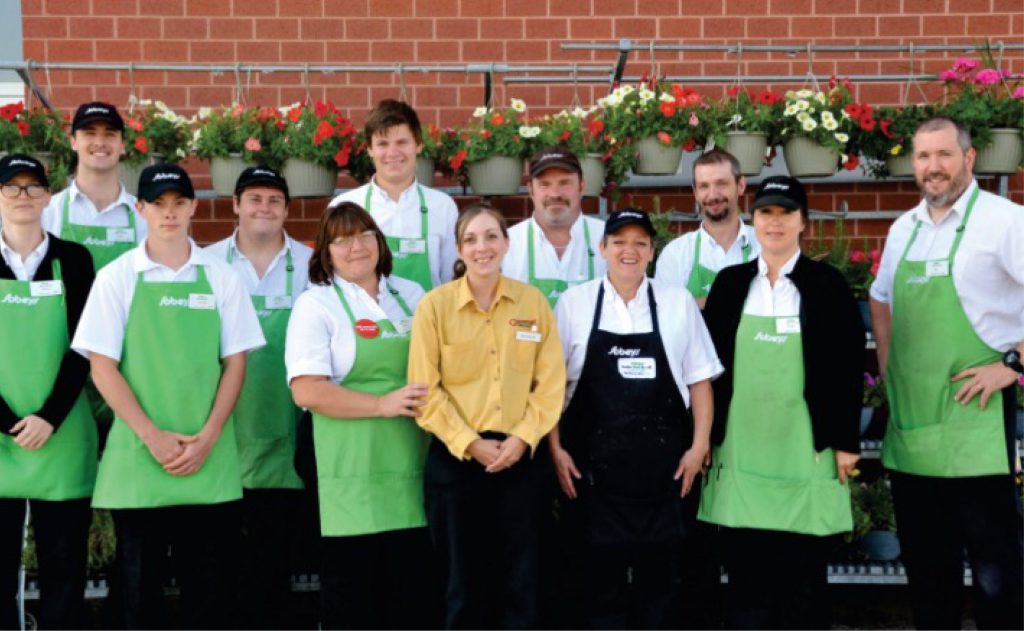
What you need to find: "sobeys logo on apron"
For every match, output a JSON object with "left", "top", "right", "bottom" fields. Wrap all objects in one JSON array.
[
  {"left": 607, "top": 345, "right": 641, "bottom": 357},
  {"left": 158, "top": 294, "right": 215, "bottom": 309},
  {"left": 1, "top": 293, "right": 40, "bottom": 306},
  {"left": 754, "top": 331, "right": 788, "bottom": 345},
  {"left": 548, "top": 288, "right": 562, "bottom": 301}
]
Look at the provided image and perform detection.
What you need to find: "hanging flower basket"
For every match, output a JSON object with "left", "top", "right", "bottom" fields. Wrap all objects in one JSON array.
[
  {"left": 723, "top": 131, "right": 768, "bottom": 176},
  {"left": 783, "top": 136, "right": 839, "bottom": 178},
  {"left": 885, "top": 154, "right": 914, "bottom": 177},
  {"left": 282, "top": 158, "right": 338, "bottom": 198},
  {"left": 973, "top": 128, "right": 1024, "bottom": 175},
  {"left": 634, "top": 135, "right": 683, "bottom": 175},
  {"left": 467, "top": 156, "right": 523, "bottom": 196},
  {"left": 119, "top": 154, "right": 163, "bottom": 196},
  {"left": 210, "top": 154, "right": 255, "bottom": 197},
  {"left": 581, "top": 153, "right": 605, "bottom": 197},
  {"left": 415, "top": 156, "right": 435, "bottom": 185}
]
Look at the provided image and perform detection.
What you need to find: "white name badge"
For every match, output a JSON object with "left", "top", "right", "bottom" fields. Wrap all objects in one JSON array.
[
  {"left": 776, "top": 317, "right": 801, "bottom": 334},
  {"left": 264, "top": 295, "right": 292, "bottom": 310},
  {"left": 106, "top": 228, "right": 135, "bottom": 243},
  {"left": 399, "top": 239, "right": 426, "bottom": 254},
  {"left": 188, "top": 293, "right": 216, "bottom": 310},
  {"left": 29, "top": 280, "right": 63, "bottom": 297},
  {"left": 516, "top": 330, "right": 542, "bottom": 343},
  {"left": 925, "top": 260, "right": 950, "bottom": 277},
  {"left": 618, "top": 357, "right": 656, "bottom": 379},
  {"left": 393, "top": 317, "right": 413, "bottom": 335}
]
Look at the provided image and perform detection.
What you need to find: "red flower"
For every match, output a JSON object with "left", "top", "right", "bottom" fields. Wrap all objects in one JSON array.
[
  {"left": 333, "top": 145, "right": 351, "bottom": 167},
  {"left": 288, "top": 107, "right": 302, "bottom": 123},
  {"left": 313, "top": 100, "right": 331, "bottom": 118},
  {"left": 758, "top": 90, "right": 780, "bottom": 105},
  {"left": 0, "top": 105, "right": 15, "bottom": 122},
  {"left": 134, "top": 136, "right": 149, "bottom": 154},
  {"left": 428, "top": 124, "right": 441, "bottom": 142},
  {"left": 275, "top": 120, "right": 286, "bottom": 130},
  {"left": 870, "top": 261, "right": 880, "bottom": 276},
  {"left": 727, "top": 85, "right": 742, "bottom": 98},
  {"left": 659, "top": 101, "right": 677, "bottom": 118},
  {"left": 843, "top": 154, "right": 859, "bottom": 170},
  {"left": 313, "top": 120, "right": 335, "bottom": 145},
  {"left": 230, "top": 104, "right": 245, "bottom": 117},
  {"left": 844, "top": 104, "right": 862, "bottom": 119},
  {"left": 879, "top": 119, "right": 893, "bottom": 139},
  {"left": 870, "top": 249, "right": 882, "bottom": 264},
  {"left": 16, "top": 120, "right": 29, "bottom": 136},
  {"left": 860, "top": 103, "right": 874, "bottom": 117},
  {"left": 588, "top": 119, "right": 604, "bottom": 135},
  {"left": 849, "top": 250, "right": 867, "bottom": 264},
  {"left": 685, "top": 93, "right": 701, "bottom": 105},
  {"left": 480, "top": 129, "right": 492, "bottom": 139},
  {"left": 449, "top": 149, "right": 467, "bottom": 171},
  {"left": 671, "top": 84, "right": 685, "bottom": 99},
  {"left": 682, "top": 138, "right": 697, "bottom": 152},
  {"left": 244, "top": 137, "right": 261, "bottom": 152},
  {"left": 560, "top": 130, "right": 571, "bottom": 142},
  {"left": 490, "top": 113, "right": 504, "bottom": 126},
  {"left": 859, "top": 116, "right": 876, "bottom": 132},
  {"left": 656, "top": 131, "right": 672, "bottom": 145},
  {"left": 126, "top": 117, "right": 144, "bottom": 132}
]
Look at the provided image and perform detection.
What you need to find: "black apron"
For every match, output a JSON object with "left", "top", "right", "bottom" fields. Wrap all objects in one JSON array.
[{"left": 561, "top": 282, "right": 693, "bottom": 546}]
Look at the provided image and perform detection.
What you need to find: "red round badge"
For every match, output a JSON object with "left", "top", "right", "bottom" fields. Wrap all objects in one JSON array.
[{"left": 354, "top": 319, "right": 380, "bottom": 339}]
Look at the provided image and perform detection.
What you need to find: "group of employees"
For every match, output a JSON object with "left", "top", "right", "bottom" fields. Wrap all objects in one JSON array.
[{"left": 0, "top": 95, "right": 1020, "bottom": 631}]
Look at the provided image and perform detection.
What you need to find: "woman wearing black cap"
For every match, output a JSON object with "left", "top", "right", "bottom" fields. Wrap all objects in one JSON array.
[
  {"left": 698, "top": 176, "right": 864, "bottom": 629},
  {"left": 551, "top": 208, "right": 722, "bottom": 628},
  {"left": 0, "top": 154, "right": 96, "bottom": 629}
]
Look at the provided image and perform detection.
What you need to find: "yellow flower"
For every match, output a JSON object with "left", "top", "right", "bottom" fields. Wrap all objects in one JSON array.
[{"left": 890, "top": 145, "right": 903, "bottom": 156}]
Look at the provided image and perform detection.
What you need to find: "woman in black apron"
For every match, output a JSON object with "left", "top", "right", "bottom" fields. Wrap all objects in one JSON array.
[{"left": 551, "top": 208, "right": 722, "bottom": 629}]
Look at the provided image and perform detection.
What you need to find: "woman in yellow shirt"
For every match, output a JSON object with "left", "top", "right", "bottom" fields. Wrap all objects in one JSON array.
[{"left": 408, "top": 202, "right": 566, "bottom": 629}]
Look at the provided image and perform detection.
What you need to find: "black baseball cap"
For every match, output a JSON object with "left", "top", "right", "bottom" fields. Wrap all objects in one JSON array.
[
  {"left": 604, "top": 208, "right": 657, "bottom": 238},
  {"left": 137, "top": 164, "right": 195, "bottom": 202},
  {"left": 234, "top": 165, "right": 289, "bottom": 200},
  {"left": 71, "top": 102, "right": 124, "bottom": 133},
  {"left": 752, "top": 175, "right": 808, "bottom": 213},
  {"left": 0, "top": 154, "right": 49, "bottom": 188},
  {"left": 528, "top": 146, "right": 582, "bottom": 179}
]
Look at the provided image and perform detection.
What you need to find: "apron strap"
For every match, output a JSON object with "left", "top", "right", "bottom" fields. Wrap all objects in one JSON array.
[
  {"left": 332, "top": 281, "right": 359, "bottom": 325},
  {"left": 530, "top": 218, "right": 595, "bottom": 283},
  {"left": 527, "top": 219, "right": 538, "bottom": 284},
  {"left": 583, "top": 219, "right": 595, "bottom": 280},
  {"left": 416, "top": 185, "right": 428, "bottom": 239},
  {"left": 591, "top": 280, "right": 658, "bottom": 335},
  {"left": 900, "top": 185, "right": 981, "bottom": 264},
  {"left": 227, "top": 238, "right": 294, "bottom": 298},
  {"left": 385, "top": 279, "right": 413, "bottom": 317}
]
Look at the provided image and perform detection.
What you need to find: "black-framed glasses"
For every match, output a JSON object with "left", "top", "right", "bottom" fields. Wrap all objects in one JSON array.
[{"left": 1, "top": 184, "right": 48, "bottom": 199}]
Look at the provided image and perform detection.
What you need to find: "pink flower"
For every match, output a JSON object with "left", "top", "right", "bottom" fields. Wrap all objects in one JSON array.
[
  {"left": 864, "top": 373, "right": 877, "bottom": 387},
  {"left": 952, "top": 57, "right": 978, "bottom": 73},
  {"left": 244, "top": 137, "right": 261, "bottom": 152},
  {"left": 656, "top": 131, "right": 672, "bottom": 145},
  {"left": 688, "top": 112, "right": 699, "bottom": 127},
  {"left": 1013, "top": 86, "right": 1024, "bottom": 99},
  {"left": 973, "top": 68, "right": 1002, "bottom": 85},
  {"left": 850, "top": 250, "right": 867, "bottom": 264},
  {"left": 938, "top": 70, "right": 958, "bottom": 82}
]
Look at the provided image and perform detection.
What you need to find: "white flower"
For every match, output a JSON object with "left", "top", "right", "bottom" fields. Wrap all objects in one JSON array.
[
  {"left": 821, "top": 111, "right": 836, "bottom": 122},
  {"left": 841, "top": 153, "right": 849, "bottom": 164},
  {"left": 175, "top": 148, "right": 187, "bottom": 158},
  {"left": 602, "top": 93, "right": 623, "bottom": 108},
  {"left": 727, "top": 114, "right": 743, "bottom": 126},
  {"left": 473, "top": 106, "right": 489, "bottom": 118},
  {"left": 510, "top": 98, "right": 527, "bottom": 113},
  {"left": 784, "top": 104, "right": 799, "bottom": 116},
  {"left": 572, "top": 107, "right": 589, "bottom": 118},
  {"left": 797, "top": 89, "right": 813, "bottom": 99},
  {"left": 796, "top": 111, "right": 810, "bottom": 123},
  {"left": 785, "top": 90, "right": 797, "bottom": 100},
  {"left": 618, "top": 85, "right": 635, "bottom": 96},
  {"left": 518, "top": 125, "right": 541, "bottom": 138},
  {"left": 659, "top": 92, "right": 676, "bottom": 103},
  {"left": 796, "top": 100, "right": 810, "bottom": 111},
  {"left": 834, "top": 132, "right": 849, "bottom": 143},
  {"left": 801, "top": 118, "right": 818, "bottom": 132},
  {"left": 841, "top": 109, "right": 851, "bottom": 120},
  {"left": 822, "top": 118, "right": 839, "bottom": 131},
  {"left": 638, "top": 88, "right": 655, "bottom": 103},
  {"left": 814, "top": 92, "right": 827, "bottom": 105},
  {"left": 198, "top": 107, "right": 213, "bottom": 119}
]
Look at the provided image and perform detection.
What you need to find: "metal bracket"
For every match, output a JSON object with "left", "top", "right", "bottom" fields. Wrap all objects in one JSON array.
[{"left": 16, "top": 59, "right": 52, "bottom": 110}]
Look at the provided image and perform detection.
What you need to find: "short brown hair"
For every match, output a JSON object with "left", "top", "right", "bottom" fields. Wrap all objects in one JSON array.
[
  {"left": 309, "top": 201, "right": 393, "bottom": 285},
  {"left": 364, "top": 99, "right": 423, "bottom": 145},
  {"left": 692, "top": 148, "right": 743, "bottom": 181},
  {"left": 452, "top": 202, "right": 509, "bottom": 280}
]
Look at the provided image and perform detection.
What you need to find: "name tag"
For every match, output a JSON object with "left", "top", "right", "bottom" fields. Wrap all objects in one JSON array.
[
  {"left": 188, "top": 293, "right": 216, "bottom": 310},
  {"left": 264, "top": 295, "right": 292, "bottom": 310},
  {"left": 29, "top": 280, "right": 63, "bottom": 297},
  {"left": 776, "top": 317, "right": 801, "bottom": 334},
  {"left": 925, "top": 260, "right": 950, "bottom": 277},
  {"left": 618, "top": 357, "right": 656, "bottom": 379},
  {"left": 106, "top": 228, "right": 135, "bottom": 243},
  {"left": 399, "top": 239, "right": 426, "bottom": 254},
  {"left": 516, "top": 331, "right": 542, "bottom": 343},
  {"left": 393, "top": 317, "right": 413, "bottom": 335}
]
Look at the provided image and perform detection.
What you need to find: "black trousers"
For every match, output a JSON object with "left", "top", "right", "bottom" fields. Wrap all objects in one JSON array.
[
  {"left": 0, "top": 498, "right": 90, "bottom": 630},
  {"left": 890, "top": 471, "right": 1024, "bottom": 630},
  {"left": 424, "top": 436, "right": 550, "bottom": 630},
  {"left": 720, "top": 527, "right": 834, "bottom": 630},
  {"left": 108, "top": 501, "right": 241, "bottom": 630},
  {"left": 677, "top": 479, "right": 722, "bottom": 630},
  {"left": 239, "top": 488, "right": 307, "bottom": 630},
  {"left": 320, "top": 526, "right": 440, "bottom": 630},
  {"left": 579, "top": 542, "right": 683, "bottom": 630}
]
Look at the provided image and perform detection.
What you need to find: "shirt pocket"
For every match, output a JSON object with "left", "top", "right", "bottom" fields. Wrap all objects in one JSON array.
[
  {"left": 507, "top": 329, "right": 541, "bottom": 376},
  {"left": 440, "top": 339, "right": 485, "bottom": 386}
]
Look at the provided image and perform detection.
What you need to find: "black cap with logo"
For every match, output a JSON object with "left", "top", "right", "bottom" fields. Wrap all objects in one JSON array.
[
  {"left": 137, "top": 164, "right": 195, "bottom": 203},
  {"left": 71, "top": 101, "right": 125, "bottom": 133},
  {"left": 604, "top": 208, "right": 657, "bottom": 238},
  {"left": 528, "top": 146, "right": 582, "bottom": 179},
  {"left": 234, "top": 165, "right": 290, "bottom": 200},
  {"left": 751, "top": 175, "right": 808, "bottom": 213},
  {"left": 0, "top": 154, "right": 49, "bottom": 188}
]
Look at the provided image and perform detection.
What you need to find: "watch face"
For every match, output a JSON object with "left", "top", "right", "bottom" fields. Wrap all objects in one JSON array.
[{"left": 1008, "top": 350, "right": 1022, "bottom": 364}]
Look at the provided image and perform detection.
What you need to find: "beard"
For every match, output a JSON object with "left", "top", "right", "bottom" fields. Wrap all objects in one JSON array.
[
  {"left": 700, "top": 199, "right": 732, "bottom": 223},
  {"left": 919, "top": 165, "right": 971, "bottom": 209}
]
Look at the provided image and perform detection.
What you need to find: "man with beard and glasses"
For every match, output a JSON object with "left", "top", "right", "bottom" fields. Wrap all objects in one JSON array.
[
  {"left": 656, "top": 149, "right": 760, "bottom": 309},
  {"left": 504, "top": 147, "right": 605, "bottom": 309},
  {"left": 870, "top": 116, "right": 1024, "bottom": 630}
]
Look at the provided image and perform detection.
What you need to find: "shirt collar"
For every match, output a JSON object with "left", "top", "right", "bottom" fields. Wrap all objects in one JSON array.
[
  {"left": 370, "top": 177, "right": 417, "bottom": 203},
  {"left": 70, "top": 179, "right": 133, "bottom": 212},
  {"left": 227, "top": 229, "right": 293, "bottom": 264},
  {"left": 133, "top": 238, "right": 209, "bottom": 273},
  {"left": 911, "top": 179, "right": 978, "bottom": 226},
  {"left": 455, "top": 274, "right": 517, "bottom": 311},
  {"left": 756, "top": 249, "right": 801, "bottom": 278},
  {"left": 332, "top": 273, "right": 385, "bottom": 303},
  {"left": 530, "top": 213, "right": 584, "bottom": 245},
  {"left": 699, "top": 217, "right": 747, "bottom": 250},
  {"left": 0, "top": 230, "right": 49, "bottom": 266},
  {"left": 601, "top": 274, "right": 650, "bottom": 307}
]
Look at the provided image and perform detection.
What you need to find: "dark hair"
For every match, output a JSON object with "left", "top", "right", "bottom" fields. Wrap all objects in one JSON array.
[
  {"left": 309, "top": 201, "right": 393, "bottom": 286},
  {"left": 692, "top": 148, "right": 743, "bottom": 182},
  {"left": 914, "top": 116, "right": 972, "bottom": 153},
  {"left": 452, "top": 202, "right": 509, "bottom": 280},
  {"left": 364, "top": 99, "right": 423, "bottom": 145}
]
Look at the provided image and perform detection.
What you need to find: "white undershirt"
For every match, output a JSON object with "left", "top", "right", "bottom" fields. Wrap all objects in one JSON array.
[{"left": 0, "top": 230, "right": 49, "bottom": 281}]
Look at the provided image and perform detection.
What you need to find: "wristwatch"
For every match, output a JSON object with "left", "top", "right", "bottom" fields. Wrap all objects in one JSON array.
[{"left": 1003, "top": 349, "right": 1024, "bottom": 374}]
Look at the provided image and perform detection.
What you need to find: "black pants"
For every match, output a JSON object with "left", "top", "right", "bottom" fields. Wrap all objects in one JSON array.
[
  {"left": 320, "top": 527, "right": 440, "bottom": 630},
  {"left": 678, "top": 479, "right": 722, "bottom": 630},
  {"left": 890, "top": 471, "right": 1024, "bottom": 630},
  {"left": 720, "top": 527, "right": 834, "bottom": 630},
  {"left": 109, "top": 501, "right": 241, "bottom": 630},
  {"left": 579, "top": 542, "right": 683, "bottom": 630},
  {"left": 239, "top": 488, "right": 307, "bottom": 630},
  {"left": 0, "top": 498, "right": 90, "bottom": 630},
  {"left": 425, "top": 436, "right": 550, "bottom": 629}
]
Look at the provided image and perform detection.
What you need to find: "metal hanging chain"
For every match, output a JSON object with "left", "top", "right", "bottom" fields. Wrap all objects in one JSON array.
[
  {"left": 233, "top": 63, "right": 243, "bottom": 105},
  {"left": 803, "top": 42, "right": 821, "bottom": 92},
  {"left": 571, "top": 63, "right": 581, "bottom": 109},
  {"left": 901, "top": 43, "right": 930, "bottom": 106},
  {"left": 127, "top": 62, "right": 138, "bottom": 113},
  {"left": 648, "top": 39, "right": 657, "bottom": 80},
  {"left": 303, "top": 63, "right": 312, "bottom": 104},
  {"left": 398, "top": 62, "right": 407, "bottom": 102}
]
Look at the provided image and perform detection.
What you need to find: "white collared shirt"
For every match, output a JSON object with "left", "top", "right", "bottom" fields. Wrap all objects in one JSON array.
[
  {"left": 71, "top": 238, "right": 266, "bottom": 361},
  {"left": 204, "top": 231, "right": 312, "bottom": 300},
  {"left": 328, "top": 179, "right": 459, "bottom": 287},
  {"left": 42, "top": 180, "right": 147, "bottom": 243},
  {"left": 285, "top": 274, "right": 424, "bottom": 385},
  {"left": 870, "top": 180, "right": 1024, "bottom": 351},
  {"left": 655, "top": 220, "right": 760, "bottom": 292},
  {"left": 0, "top": 230, "right": 49, "bottom": 281},
  {"left": 503, "top": 214, "right": 607, "bottom": 286},
  {"left": 555, "top": 275, "right": 724, "bottom": 408},
  {"left": 744, "top": 251, "right": 802, "bottom": 316}
]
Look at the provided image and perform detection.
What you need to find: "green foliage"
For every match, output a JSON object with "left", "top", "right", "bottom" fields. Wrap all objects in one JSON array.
[
  {"left": 775, "top": 83, "right": 864, "bottom": 170},
  {"left": 192, "top": 105, "right": 283, "bottom": 168},
  {"left": 858, "top": 104, "right": 937, "bottom": 177},
  {"left": 121, "top": 101, "right": 192, "bottom": 166},
  {"left": 272, "top": 100, "right": 357, "bottom": 170},
  {"left": 600, "top": 81, "right": 710, "bottom": 154},
  {"left": 460, "top": 100, "right": 533, "bottom": 163},
  {"left": 850, "top": 476, "right": 897, "bottom": 540},
  {"left": 21, "top": 509, "right": 116, "bottom": 577},
  {"left": 0, "top": 102, "right": 73, "bottom": 190},
  {"left": 704, "top": 87, "right": 785, "bottom": 148},
  {"left": 862, "top": 373, "right": 887, "bottom": 408},
  {"left": 806, "top": 218, "right": 879, "bottom": 301}
]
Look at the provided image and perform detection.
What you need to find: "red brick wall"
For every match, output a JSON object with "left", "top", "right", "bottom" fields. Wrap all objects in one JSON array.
[{"left": 20, "top": 0, "right": 1024, "bottom": 244}]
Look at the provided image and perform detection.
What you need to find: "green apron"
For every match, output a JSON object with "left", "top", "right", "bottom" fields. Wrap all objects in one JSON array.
[
  {"left": 0, "top": 260, "right": 97, "bottom": 500},
  {"left": 699, "top": 312, "right": 852, "bottom": 535},
  {"left": 312, "top": 281, "right": 428, "bottom": 537},
  {"left": 882, "top": 187, "right": 1008, "bottom": 477},
  {"left": 60, "top": 191, "right": 137, "bottom": 271},
  {"left": 527, "top": 219, "right": 595, "bottom": 308},
  {"left": 92, "top": 265, "right": 242, "bottom": 508},
  {"left": 685, "top": 229, "right": 751, "bottom": 299},
  {"left": 365, "top": 184, "right": 433, "bottom": 292},
  {"left": 227, "top": 245, "right": 303, "bottom": 490}
]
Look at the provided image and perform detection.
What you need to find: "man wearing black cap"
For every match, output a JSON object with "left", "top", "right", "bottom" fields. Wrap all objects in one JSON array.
[
  {"left": 504, "top": 146, "right": 606, "bottom": 308},
  {"left": 551, "top": 208, "right": 721, "bottom": 628},
  {"left": 43, "top": 101, "right": 146, "bottom": 272},
  {"left": 205, "top": 166, "right": 312, "bottom": 628},
  {"left": 72, "top": 163, "right": 265, "bottom": 629},
  {"left": 0, "top": 155, "right": 96, "bottom": 630}
]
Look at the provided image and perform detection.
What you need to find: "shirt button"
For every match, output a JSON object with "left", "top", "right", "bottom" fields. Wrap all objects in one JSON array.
[
  {"left": 490, "top": 349, "right": 496, "bottom": 355},
  {"left": 485, "top": 319, "right": 491, "bottom": 325},
  {"left": 495, "top": 405, "right": 501, "bottom": 411}
]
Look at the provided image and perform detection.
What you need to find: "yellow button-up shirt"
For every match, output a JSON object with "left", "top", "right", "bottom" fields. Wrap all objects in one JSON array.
[{"left": 408, "top": 275, "right": 566, "bottom": 460}]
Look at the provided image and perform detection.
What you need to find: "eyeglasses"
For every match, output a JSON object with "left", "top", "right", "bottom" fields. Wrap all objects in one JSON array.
[
  {"left": 1, "top": 184, "right": 48, "bottom": 199},
  {"left": 330, "top": 231, "right": 377, "bottom": 250}
]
